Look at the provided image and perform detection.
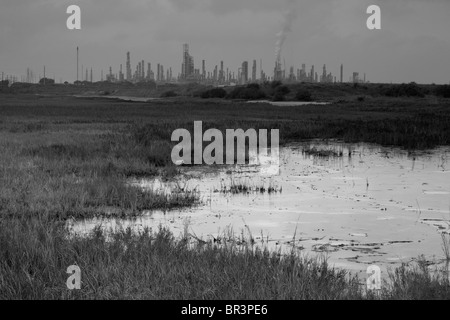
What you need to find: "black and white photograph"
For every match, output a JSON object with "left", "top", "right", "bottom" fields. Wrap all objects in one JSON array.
[{"left": 1, "top": 0, "right": 450, "bottom": 303}]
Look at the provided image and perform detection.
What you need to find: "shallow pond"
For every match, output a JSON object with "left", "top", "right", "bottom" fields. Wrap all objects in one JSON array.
[
  {"left": 67, "top": 141, "right": 450, "bottom": 279},
  {"left": 247, "top": 100, "right": 329, "bottom": 106},
  {"left": 73, "top": 95, "right": 160, "bottom": 102}
]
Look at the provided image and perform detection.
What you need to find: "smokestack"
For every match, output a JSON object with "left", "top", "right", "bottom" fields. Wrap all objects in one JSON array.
[
  {"left": 126, "top": 52, "right": 131, "bottom": 81},
  {"left": 202, "top": 60, "right": 206, "bottom": 80}
]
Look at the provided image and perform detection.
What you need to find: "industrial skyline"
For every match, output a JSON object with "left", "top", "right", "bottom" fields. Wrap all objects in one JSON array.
[{"left": 1, "top": 43, "right": 367, "bottom": 86}]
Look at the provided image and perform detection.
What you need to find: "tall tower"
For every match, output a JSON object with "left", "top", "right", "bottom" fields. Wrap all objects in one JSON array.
[
  {"left": 241, "top": 61, "right": 249, "bottom": 84},
  {"left": 252, "top": 60, "right": 257, "bottom": 82},
  {"left": 147, "top": 63, "right": 151, "bottom": 80},
  {"left": 219, "top": 61, "right": 224, "bottom": 84},
  {"left": 260, "top": 59, "right": 264, "bottom": 82},
  {"left": 181, "top": 44, "right": 195, "bottom": 80},
  {"left": 157, "top": 63, "right": 160, "bottom": 81},
  {"left": 202, "top": 60, "right": 206, "bottom": 80},
  {"left": 126, "top": 52, "right": 132, "bottom": 81},
  {"left": 340, "top": 64, "right": 343, "bottom": 83},
  {"left": 213, "top": 65, "right": 218, "bottom": 82},
  {"left": 322, "top": 64, "right": 327, "bottom": 83},
  {"left": 182, "top": 44, "right": 189, "bottom": 79},
  {"left": 274, "top": 61, "right": 282, "bottom": 81}
]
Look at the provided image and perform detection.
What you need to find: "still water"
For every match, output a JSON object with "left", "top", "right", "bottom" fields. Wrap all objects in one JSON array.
[{"left": 67, "top": 141, "right": 450, "bottom": 278}]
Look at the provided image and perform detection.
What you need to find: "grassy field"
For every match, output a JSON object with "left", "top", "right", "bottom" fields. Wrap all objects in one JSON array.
[{"left": 1, "top": 89, "right": 450, "bottom": 299}]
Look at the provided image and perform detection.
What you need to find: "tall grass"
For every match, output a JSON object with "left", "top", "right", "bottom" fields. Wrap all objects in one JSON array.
[
  {"left": 1, "top": 219, "right": 449, "bottom": 299},
  {"left": 0, "top": 218, "right": 364, "bottom": 299},
  {"left": 216, "top": 178, "right": 282, "bottom": 195},
  {"left": 380, "top": 257, "right": 450, "bottom": 299}
]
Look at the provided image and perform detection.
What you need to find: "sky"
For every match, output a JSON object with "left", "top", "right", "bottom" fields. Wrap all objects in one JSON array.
[{"left": 1, "top": 0, "right": 449, "bottom": 84}]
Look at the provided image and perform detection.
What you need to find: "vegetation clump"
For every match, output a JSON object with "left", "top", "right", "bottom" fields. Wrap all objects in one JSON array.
[
  {"left": 295, "top": 88, "right": 313, "bottom": 102},
  {"left": 436, "top": 85, "right": 450, "bottom": 98},
  {"left": 200, "top": 87, "right": 227, "bottom": 99},
  {"left": 384, "top": 82, "right": 425, "bottom": 98},
  {"left": 227, "top": 84, "right": 266, "bottom": 100},
  {"left": 161, "top": 90, "right": 177, "bottom": 98}
]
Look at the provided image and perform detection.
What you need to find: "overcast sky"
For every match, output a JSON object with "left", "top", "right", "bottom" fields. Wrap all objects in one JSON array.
[{"left": 1, "top": 0, "right": 449, "bottom": 84}]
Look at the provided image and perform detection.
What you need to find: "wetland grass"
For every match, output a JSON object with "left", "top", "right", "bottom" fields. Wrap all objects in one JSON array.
[
  {"left": 1, "top": 93, "right": 450, "bottom": 299},
  {"left": 215, "top": 178, "right": 282, "bottom": 195}
]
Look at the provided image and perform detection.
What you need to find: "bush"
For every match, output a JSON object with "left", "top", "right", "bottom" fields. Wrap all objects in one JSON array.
[
  {"left": 384, "top": 82, "right": 425, "bottom": 98},
  {"left": 161, "top": 90, "right": 177, "bottom": 98},
  {"left": 436, "top": 85, "right": 450, "bottom": 98},
  {"left": 275, "top": 85, "right": 290, "bottom": 95},
  {"left": 39, "top": 78, "right": 55, "bottom": 85},
  {"left": 295, "top": 89, "right": 312, "bottom": 102},
  {"left": 272, "top": 91, "right": 285, "bottom": 101},
  {"left": 270, "top": 80, "right": 282, "bottom": 89},
  {"left": 227, "top": 86, "right": 266, "bottom": 100},
  {"left": 200, "top": 88, "right": 227, "bottom": 99}
]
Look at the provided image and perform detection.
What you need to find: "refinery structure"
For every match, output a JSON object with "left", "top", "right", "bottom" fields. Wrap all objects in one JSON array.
[{"left": 1, "top": 43, "right": 367, "bottom": 86}]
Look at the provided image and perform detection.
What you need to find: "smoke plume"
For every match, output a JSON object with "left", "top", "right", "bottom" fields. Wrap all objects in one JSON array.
[{"left": 275, "top": 0, "right": 298, "bottom": 64}]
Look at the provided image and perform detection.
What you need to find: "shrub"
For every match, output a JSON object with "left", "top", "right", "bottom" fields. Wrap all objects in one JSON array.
[
  {"left": 384, "top": 82, "right": 425, "bottom": 98},
  {"left": 275, "top": 85, "right": 290, "bottom": 95},
  {"left": 39, "top": 78, "right": 55, "bottom": 85},
  {"left": 227, "top": 86, "right": 266, "bottom": 100},
  {"left": 161, "top": 90, "right": 177, "bottom": 98},
  {"left": 246, "top": 83, "right": 260, "bottom": 90},
  {"left": 272, "top": 91, "right": 285, "bottom": 101},
  {"left": 270, "top": 80, "right": 282, "bottom": 89},
  {"left": 295, "top": 89, "right": 312, "bottom": 102},
  {"left": 436, "top": 85, "right": 450, "bottom": 98},
  {"left": 200, "top": 88, "right": 227, "bottom": 99}
]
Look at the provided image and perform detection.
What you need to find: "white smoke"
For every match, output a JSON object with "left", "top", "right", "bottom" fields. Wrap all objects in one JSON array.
[{"left": 275, "top": 0, "right": 298, "bottom": 64}]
